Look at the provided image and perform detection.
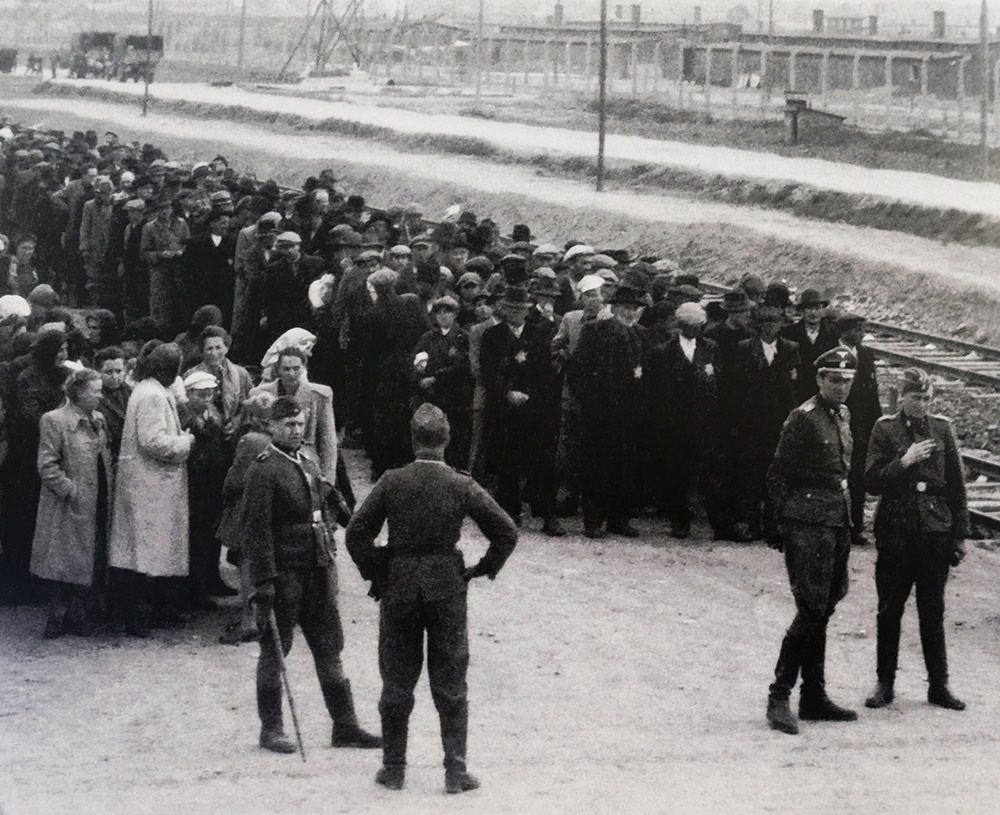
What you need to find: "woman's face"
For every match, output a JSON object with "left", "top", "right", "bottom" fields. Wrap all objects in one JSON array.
[
  {"left": 202, "top": 336, "right": 228, "bottom": 368},
  {"left": 56, "top": 343, "right": 69, "bottom": 366},
  {"left": 76, "top": 379, "right": 103, "bottom": 412}
]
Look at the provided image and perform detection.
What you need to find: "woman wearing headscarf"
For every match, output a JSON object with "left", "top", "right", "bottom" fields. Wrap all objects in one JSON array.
[
  {"left": 30, "top": 368, "right": 112, "bottom": 638},
  {"left": 108, "top": 343, "right": 193, "bottom": 636},
  {"left": 258, "top": 327, "right": 316, "bottom": 382}
]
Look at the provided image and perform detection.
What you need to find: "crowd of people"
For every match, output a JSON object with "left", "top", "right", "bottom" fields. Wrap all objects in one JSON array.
[{"left": 0, "top": 116, "right": 890, "bottom": 639}]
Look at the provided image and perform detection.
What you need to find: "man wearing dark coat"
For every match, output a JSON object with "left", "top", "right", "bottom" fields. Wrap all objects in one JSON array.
[
  {"left": 765, "top": 347, "right": 859, "bottom": 736},
  {"left": 242, "top": 396, "right": 380, "bottom": 755},
  {"left": 260, "top": 232, "right": 325, "bottom": 346},
  {"left": 570, "top": 285, "right": 647, "bottom": 538},
  {"left": 838, "top": 312, "right": 882, "bottom": 545},
  {"left": 480, "top": 287, "right": 562, "bottom": 534},
  {"left": 863, "top": 368, "right": 968, "bottom": 712},
  {"left": 345, "top": 403, "right": 517, "bottom": 794},
  {"left": 181, "top": 211, "right": 236, "bottom": 327},
  {"left": 781, "top": 288, "right": 838, "bottom": 404},
  {"left": 733, "top": 305, "right": 801, "bottom": 542}
]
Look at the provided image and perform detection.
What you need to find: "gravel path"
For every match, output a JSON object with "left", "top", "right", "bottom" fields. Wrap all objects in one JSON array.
[
  {"left": 9, "top": 96, "right": 1000, "bottom": 300},
  {"left": 47, "top": 79, "right": 1000, "bottom": 219}
]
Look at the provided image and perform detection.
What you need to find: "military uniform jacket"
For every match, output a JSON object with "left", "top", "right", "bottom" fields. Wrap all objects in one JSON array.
[
  {"left": 767, "top": 396, "right": 853, "bottom": 528},
  {"left": 345, "top": 458, "right": 517, "bottom": 608},
  {"left": 242, "top": 444, "right": 336, "bottom": 586},
  {"left": 865, "top": 411, "right": 970, "bottom": 537}
]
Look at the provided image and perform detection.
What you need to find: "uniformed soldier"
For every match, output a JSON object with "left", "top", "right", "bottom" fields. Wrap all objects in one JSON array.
[
  {"left": 345, "top": 404, "right": 517, "bottom": 794},
  {"left": 863, "top": 368, "right": 968, "bottom": 712},
  {"left": 764, "top": 346, "right": 859, "bottom": 735},
  {"left": 242, "top": 396, "right": 381, "bottom": 754}
]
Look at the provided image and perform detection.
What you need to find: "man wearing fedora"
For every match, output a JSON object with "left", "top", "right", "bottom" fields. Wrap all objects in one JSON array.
[
  {"left": 480, "top": 286, "right": 562, "bottom": 535},
  {"left": 838, "top": 311, "right": 882, "bottom": 546},
  {"left": 863, "top": 368, "right": 968, "bottom": 712},
  {"left": 781, "top": 288, "right": 838, "bottom": 404},
  {"left": 570, "top": 284, "right": 648, "bottom": 538}
]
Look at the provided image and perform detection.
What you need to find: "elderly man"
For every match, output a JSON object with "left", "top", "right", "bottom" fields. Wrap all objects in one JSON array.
[
  {"left": 765, "top": 347, "right": 859, "bottom": 736},
  {"left": 345, "top": 403, "right": 517, "bottom": 793},
  {"left": 864, "top": 368, "right": 968, "bottom": 712}
]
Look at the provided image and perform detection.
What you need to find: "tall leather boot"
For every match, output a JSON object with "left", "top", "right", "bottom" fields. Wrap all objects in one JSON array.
[
  {"left": 766, "top": 635, "right": 801, "bottom": 735},
  {"left": 867, "top": 607, "right": 901, "bottom": 708},
  {"left": 440, "top": 701, "right": 479, "bottom": 793},
  {"left": 375, "top": 703, "right": 410, "bottom": 790},
  {"left": 257, "top": 681, "right": 294, "bottom": 753},
  {"left": 798, "top": 627, "right": 857, "bottom": 722},
  {"left": 324, "top": 679, "right": 382, "bottom": 748},
  {"left": 920, "top": 610, "right": 965, "bottom": 710}
]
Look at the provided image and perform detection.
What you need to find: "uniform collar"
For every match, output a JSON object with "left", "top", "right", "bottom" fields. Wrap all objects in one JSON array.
[{"left": 269, "top": 442, "right": 303, "bottom": 465}]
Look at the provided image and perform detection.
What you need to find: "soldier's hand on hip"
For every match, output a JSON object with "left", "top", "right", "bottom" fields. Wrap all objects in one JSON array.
[{"left": 950, "top": 539, "right": 967, "bottom": 567}]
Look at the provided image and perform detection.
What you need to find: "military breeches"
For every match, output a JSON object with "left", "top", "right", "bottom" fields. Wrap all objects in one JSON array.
[
  {"left": 874, "top": 529, "right": 952, "bottom": 685},
  {"left": 379, "top": 589, "right": 469, "bottom": 718},
  {"left": 257, "top": 565, "right": 346, "bottom": 729}
]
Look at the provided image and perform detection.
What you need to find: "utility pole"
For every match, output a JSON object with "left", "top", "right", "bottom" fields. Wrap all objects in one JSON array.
[
  {"left": 597, "top": 0, "right": 608, "bottom": 191},
  {"left": 142, "top": 0, "right": 153, "bottom": 116},
  {"left": 237, "top": 0, "right": 248, "bottom": 75},
  {"left": 768, "top": 0, "right": 774, "bottom": 38},
  {"left": 981, "top": 0, "right": 990, "bottom": 172},
  {"left": 475, "top": 0, "right": 484, "bottom": 106}
]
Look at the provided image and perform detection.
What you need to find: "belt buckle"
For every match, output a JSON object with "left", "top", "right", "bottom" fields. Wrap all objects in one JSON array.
[
  {"left": 916, "top": 481, "right": 927, "bottom": 493},
  {"left": 312, "top": 509, "right": 323, "bottom": 523},
  {"left": 840, "top": 479, "right": 848, "bottom": 491}
]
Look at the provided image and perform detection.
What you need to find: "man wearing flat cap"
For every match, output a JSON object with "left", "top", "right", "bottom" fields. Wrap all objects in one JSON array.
[
  {"left": 863, "top": 368, "right": 968, "bottom": 712},
  {"left": 346, "top": 403, "right": 517, "bottom": 793},
  {"left": 141, "top": 195, "right": 190, "bottom": 333},
  {"left": 555, "top": 244, "right": 595, "bottom": 315},
  {"left": 837, "top": 311, "right": 882, "bottom": 545},
  {"left": 764, "top": 346, "right": 860, "bottom": 735},
  {"left": 781, "top": 288, "right": 838, "bottom": 403},
  {"left": 261, "top": 232, "right": 325, "bottom": 345}
]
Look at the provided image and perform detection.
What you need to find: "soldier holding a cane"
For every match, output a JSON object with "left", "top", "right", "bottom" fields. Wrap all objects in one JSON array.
[{"left": 243, "top": 396, "right": 381, "bottom": 755}]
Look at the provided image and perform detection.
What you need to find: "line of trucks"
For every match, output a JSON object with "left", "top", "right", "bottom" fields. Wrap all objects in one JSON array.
[{"left": 0, "top": 32, "right": 164, "bottom": 82}]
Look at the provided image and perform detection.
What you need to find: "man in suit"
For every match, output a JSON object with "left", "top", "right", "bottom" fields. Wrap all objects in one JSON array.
[
  {"left": 863, "top": 368, "right": 968, "bottom": 712},
  {"left": 345, "top": 403, "right": 517, "bottom": 793},
  {"left": 733, "top": 305, "right": 801, "bottom": 542},
  {"left": 570, "top": 285, "right": 648, "bottom": 538},
  {"left": 260, "top": 231, "right": 326, "bottom": 346},
  {"left": 645, "top": 302, "right": 726, "bottom": 539},
  {"left": 781, "top": 288, "right": 838, "bottom": 404},
  {"left": 182, "top": 210, "right": 235, "bottom": 327},
  {"left": 480, "top": 287, "right": 562, "bottom": 535},
  {"left": 838, "top": 312, "right": 882, "bottom": 545},
  {"left": 765, "top": 347, "right": 860, "bottom": 736},
  {"left": 243, "top": 396, "right": 380, "bottom": 754}
]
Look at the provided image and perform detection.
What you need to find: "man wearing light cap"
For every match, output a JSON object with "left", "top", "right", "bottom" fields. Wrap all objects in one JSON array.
[
  {"left": 863, "top": 367, "right": 968, "bottom": 712},
  {"left": 764, "top": 346, "right": 860, "bottom": 735},
  {"left": 261, "top": 231, "right": 324, "bottom": 344},
  {"left": 555, "top": 244, "right": 595, "bottom": 315}
]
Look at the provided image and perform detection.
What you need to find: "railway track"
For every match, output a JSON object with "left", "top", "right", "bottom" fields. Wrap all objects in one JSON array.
[{"left": 961, "top": 452, "right": 1000, "bottom": 532}]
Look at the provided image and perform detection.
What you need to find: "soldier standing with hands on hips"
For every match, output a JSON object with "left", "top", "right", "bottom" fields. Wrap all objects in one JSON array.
[
  {"left": 346, "top": 403, "right": 517, "bottom": 794},
  {"left": 863, "top": 368, "right": 968, "bottom": 712},
  {"left": 765, "top": 347, "right": 860, "bottom": 736}
]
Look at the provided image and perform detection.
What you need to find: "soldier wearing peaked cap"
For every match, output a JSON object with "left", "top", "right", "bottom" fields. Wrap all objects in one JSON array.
[
  {"left": 863, "top": 368, "right": 968, "bottom": 712},
  {"left": 345, "top": 403, "right": 517, "bottom": 794},
  {"left": 764, "top": 346, "right": 860, "bottom": 736}
]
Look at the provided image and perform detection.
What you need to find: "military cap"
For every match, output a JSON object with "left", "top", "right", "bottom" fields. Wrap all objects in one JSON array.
[
  {"left": 431, "top": 295, "right": 460, "bottom": 312},
  {"left": 274, "top": 231, "right": 301, "bottom": 246},
  {"left": 411, "top": 402, "right": 450, "bottom": 447},
  {"left": 722, "top": 290, "right": 752, "bottom": 312},
  {"left": 899, "top": 367, "right": 932, "bottom": 395},
  {"left": 577, "top": 274, "right": 605, "bottom": 294},
  {"left": 183, "top": 370, "right": 218, "bottom": 390},
  {"left": 796, "top": 288, "right": 829, "bottom": 309},
  {"left": 815, "top": 346, "right": 857, "bottom": 374},
  {"left": 456, "top": 271, "right": 483, "bottom": 289},
  {"left": 675, "top": 302, "right": 707, "bottom": 326},
  {"left": 562, "top": 244, "right": 595, "bottom": 263}
]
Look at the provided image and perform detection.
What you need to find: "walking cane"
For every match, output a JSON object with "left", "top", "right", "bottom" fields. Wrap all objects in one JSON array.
[{"left": 268, "top": 608, "right": 307, "bottom": 762}]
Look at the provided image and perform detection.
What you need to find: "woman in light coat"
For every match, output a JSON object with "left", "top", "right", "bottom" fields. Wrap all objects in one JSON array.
[
  {"left": 30, "top": 368, "right": 113, "bottom": 638},
  {"left": 108, "top": 343, "right": 192, "bottom": 636}
]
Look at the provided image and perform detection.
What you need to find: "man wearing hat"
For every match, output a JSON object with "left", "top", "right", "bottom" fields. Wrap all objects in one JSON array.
[
  {"left": 118, "top": 199, "right": 149, "bottom": 323},
  {"left": 231, "top": 213, "right": 280, "bottom": 361},
  {"left": 781, "top": 288, "right": 838, "bottom": 404},
  {"left": 261, "top": 232, "right": 324, "bottom": 345},
  {"left": 555, "top": 244, "right": 595, "bottom": 316},
  {"left": 480, "top": 286, "right": 562, "bottom": 534},
  {"left": 345, "top": 403, "right": 518, "bottom": 793},
  {"left": 645, "top": 301, "right": 726, "bottom": 539},
  {"left": 454, "top": 271, "right": 483, "bottom": 329},
  {"left": 78, "top": 177, "right": 114, "bottom": 305},
  {"left": 413, "top": 296, "right": 473, "bottom": 468},
  {"left": 863, "top": 368, "right": 968, "bottom": 712},
  {"left": 467, "top": 286, "right": 503, "bottom": 482},
  {"left": 704, "top": 289, "right": 754, "bottom": 540},
  {"left": 182, "top": 207, "right": 235, "bottom": 327},
  {"left": 764, "top": 346, "right": 860, "bottom": 735},
  {"left": 570, "top": 285, "right": 648, "bottom": 538},
  {"left": 733, "top": 305, "right": 801, "bottom": 543},
  {"left": 838, "top": 312, "right": 882, "bottom": 546},
  {"left": 141, "top": 195, "right": 190, "bottom": 333}
]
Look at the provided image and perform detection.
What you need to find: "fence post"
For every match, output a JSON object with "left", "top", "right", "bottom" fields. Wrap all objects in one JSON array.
[
  {"left": 921, "top": 55, "right": 930, "bottom": 129},
  {"left": 631, "top": 42, "right": 638, "bottom": 95},
  {"left": 731, "top": 44, "right": 739, "bottom": 117},
  {"left": 852, "top": 50, "right": 861, "bottom": 123},
  {"left": 821, "top": 50, "right": 830, "bottom": 107},
  {"left": 885, "top": 54, "right": 893, "bottom": 126},
  {"left": 958, "top": 56, "right": 967, "bottom": 140},
  {"left": 789, "top": 49, "right": 797, "bottom": 89},
  {"left": 704, "top": 46, "right": 713, "bottom": 115},
  {"left": 678, "top": 44, "right": 686, "bottom": 108},
  {"left": 652, "top": 40, "right": 661, "bottom": 94},
  {"left": 759, "top": 47, "right": 767, "bottom": 117}
]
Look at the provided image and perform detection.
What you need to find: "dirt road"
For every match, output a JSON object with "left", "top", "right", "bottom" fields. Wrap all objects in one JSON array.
[
  {"left": 2, "top": 449, "right": 999, "bottom": 815},
  {"left": 45, "top": 79, "right": 1000, "bottom": 220}
]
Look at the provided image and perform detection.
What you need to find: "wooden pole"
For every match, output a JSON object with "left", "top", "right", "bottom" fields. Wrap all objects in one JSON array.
[
  {"left": 142, "top": 0, "right": 153, "bottom": 116},
  {"left": 475, "top": 0, "right": 484, "bottom": 105},
  {"left": 980, "top": 0, "right": 990, "bottom": 170},
  {"left": 237, "top": 0, "right": 248, "bottom": 75},
  {"left": 597, "top": 0, "right": 607, "bottom": 192}
]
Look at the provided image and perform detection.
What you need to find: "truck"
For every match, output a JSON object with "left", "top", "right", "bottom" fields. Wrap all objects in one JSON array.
[
  {"left": 110, "top": 34, "right": 163, "bottom": 83},
  {"left": 0, "top": 49, "right": 17, "bottom": 74},
  {"left": 68, "top": 31, "right": 116, "bottom": 78}
]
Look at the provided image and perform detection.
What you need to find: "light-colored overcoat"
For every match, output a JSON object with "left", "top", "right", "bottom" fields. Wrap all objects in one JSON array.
[
  {"left": 108, "top": 379, "right": 193, "bottom": 577},
  {"left": 29, "top": 403, "right": 113, "bottom": 587}
]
